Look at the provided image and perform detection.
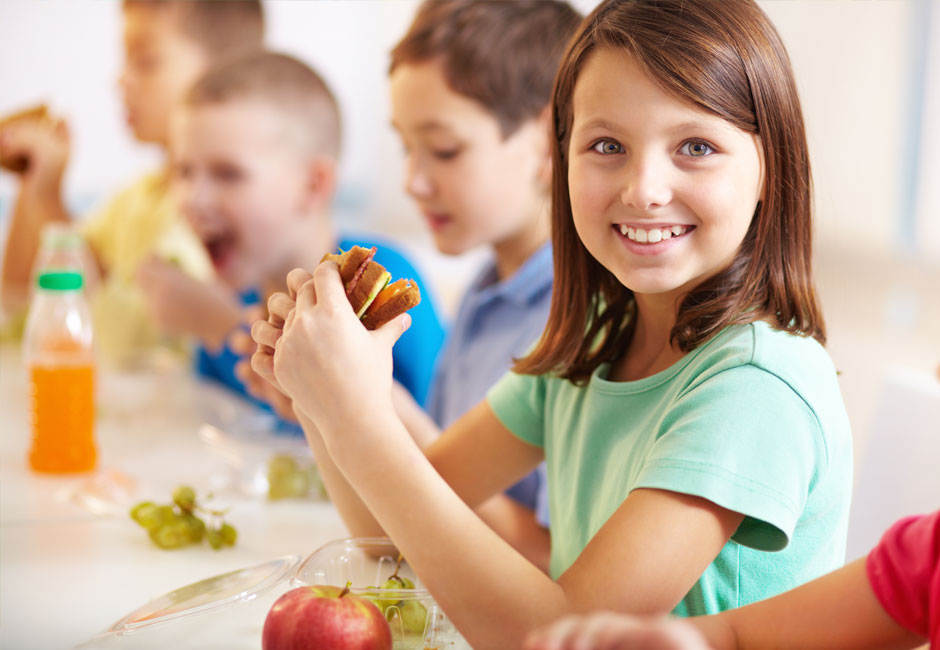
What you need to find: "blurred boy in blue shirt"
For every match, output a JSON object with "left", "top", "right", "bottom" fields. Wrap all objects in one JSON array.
[{"left": 165, "top": 51, "right": 444, "bottom": 416}]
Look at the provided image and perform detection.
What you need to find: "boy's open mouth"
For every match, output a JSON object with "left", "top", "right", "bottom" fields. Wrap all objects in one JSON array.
[{"left": 202, "top": 232, "right": 238, "bottom": 270}]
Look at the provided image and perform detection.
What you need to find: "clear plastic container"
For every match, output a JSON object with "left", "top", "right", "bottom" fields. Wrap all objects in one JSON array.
[
  {"left": 23, "top": 270, "right": 96, "bottom": 473},
  {"left": 80, "top": 538, "right": 470, "bottom": 650}
]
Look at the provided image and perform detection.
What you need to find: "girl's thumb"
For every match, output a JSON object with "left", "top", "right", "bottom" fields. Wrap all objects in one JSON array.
[{"left": 376, "top": 312, "right": 411, "bottom": 347}]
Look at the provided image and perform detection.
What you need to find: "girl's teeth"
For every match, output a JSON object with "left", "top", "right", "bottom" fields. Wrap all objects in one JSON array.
[{"left": 618, "top": 224, "right": 688, "bottom": 244}]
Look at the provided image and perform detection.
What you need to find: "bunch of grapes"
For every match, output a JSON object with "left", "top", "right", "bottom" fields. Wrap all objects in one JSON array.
[
  {"left": 266, "top": 453, "right": 326, "bottom": 501},
  {"left": 362, "top": 555, "right": 428, "bottom": 642},
  {"left": 130, "top": 485, "right": 237, "bottom": 550}
]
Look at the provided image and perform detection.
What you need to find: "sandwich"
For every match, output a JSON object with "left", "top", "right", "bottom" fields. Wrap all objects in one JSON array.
[
  {"left": 0, "top": 104, "right": 50, "bottom": 173},
  {"left": 321, "top": 245, "right": 421, "bottom": 330}
]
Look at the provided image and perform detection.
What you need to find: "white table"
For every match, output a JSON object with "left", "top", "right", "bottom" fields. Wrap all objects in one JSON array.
[{"left": 0, "top": 345, "right": 349, "bottom": 650}]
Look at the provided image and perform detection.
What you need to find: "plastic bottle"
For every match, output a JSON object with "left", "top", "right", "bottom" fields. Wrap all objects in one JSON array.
[
  {"left": 23, "top": 270, "right": 96, "bottom": 473},
  {"left": 30, "top": 222, "right": 99, "bottom": 298}
]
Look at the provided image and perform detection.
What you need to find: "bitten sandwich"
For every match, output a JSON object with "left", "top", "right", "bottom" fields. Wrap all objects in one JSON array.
[
  {"left": 0, "top": 104, "right": 50, "bottom": 173},
  {"left": 321, "top": 245, "right": 421, "bottom": 330}
]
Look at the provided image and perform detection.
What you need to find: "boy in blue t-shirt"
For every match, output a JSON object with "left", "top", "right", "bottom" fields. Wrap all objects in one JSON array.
[{"left": 162, "top": 51, "right": 444, "bottom": 417}]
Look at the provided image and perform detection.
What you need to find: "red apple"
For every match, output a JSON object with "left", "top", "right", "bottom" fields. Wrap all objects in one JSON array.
[{"left": 262, "top": 583, "right": 392, "bottom": 650}]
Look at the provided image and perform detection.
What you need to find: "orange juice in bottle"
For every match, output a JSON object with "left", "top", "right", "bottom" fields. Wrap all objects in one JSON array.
[{"left": 23, "top": 270, "right": 96, "bottom": 473}]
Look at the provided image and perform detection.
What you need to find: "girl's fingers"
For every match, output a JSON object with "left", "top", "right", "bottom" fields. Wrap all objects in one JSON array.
[
  {"left": 286, "top": 267, "right": 314, "bottom": 300},
  {"left": 251, "top": 318, "right": 282, "bottom": 350},
  {"left": 305, "top": 260, "right": 345, "bottom": 312},
  {"left": 374, "top": 312, "right": 411, "bottom": 348},
  {"left": 250, "top": 348, "right": 276, "bottom": 386},
  {"left": 266, "top": 292, "right": 294, "bottom": 327}
]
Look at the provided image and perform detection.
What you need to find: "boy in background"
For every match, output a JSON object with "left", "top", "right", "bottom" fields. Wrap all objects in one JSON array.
[
  {"left": 170, "top": 51, "right": 445, "bottom": 411},
  {"left": 0, "top": 0, "right": 263, "bottom": 363},
  {"left": 385, "top": 0, "right": 582, "bottom": 570}
]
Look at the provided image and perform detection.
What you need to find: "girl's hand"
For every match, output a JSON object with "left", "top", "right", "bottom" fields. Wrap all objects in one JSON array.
[
  {"left": 523, "top": 613, "right": 712, "bottom": 650},
  {"left": 270, "top": 261, "right": 411, "bottom": 440},
  {"left": 249, "top": 268, "right": 316, "bottom": 394}
]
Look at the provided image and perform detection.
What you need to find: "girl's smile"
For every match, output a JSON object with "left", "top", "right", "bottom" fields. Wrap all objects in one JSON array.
[{"left": 568, "top": 48, "right": 764, "bottom": 301}]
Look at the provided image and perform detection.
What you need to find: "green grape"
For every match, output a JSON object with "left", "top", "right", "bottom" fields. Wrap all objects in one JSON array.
[
  {"left": 219, "top": 522, "right": 237, "bottom": 546},
  {"left": 172, "top": 485, "right": 196, "bottom": 512},
  {"left": 206, "top": 528, "right": 224, "bottom": 550},
  {"left": 382, "top": 575, "right": 415, "bottom": 590},
  {"left": 360, "top": 588, "right": 388, "bottom": 614},
  {"left": 131, "top": 486, "right": 236, "bottom": 550},
  {"left": 149, "top": 520, "right": 192, "bottom": 549},
  {"left": 130, "top": 502, "right": 158, "bottom": 529},
  {"left": 398, "top": 599, "right": 427, "bottom": 636},
  {"left": 267, "top": 454, "right": 300, "bottom": 500},
  {"left": 181, "top": 513, "right": 206, "bottom": 543}
]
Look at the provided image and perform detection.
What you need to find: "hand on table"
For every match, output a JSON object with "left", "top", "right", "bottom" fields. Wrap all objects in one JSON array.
[{"left": 523, "top": 613, "right": 712, "bottom": 650}]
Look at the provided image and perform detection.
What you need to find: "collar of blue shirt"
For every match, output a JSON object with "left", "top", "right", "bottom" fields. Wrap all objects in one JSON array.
[{"left": 469, "top": 242, "right": 554, "bottom": 308}]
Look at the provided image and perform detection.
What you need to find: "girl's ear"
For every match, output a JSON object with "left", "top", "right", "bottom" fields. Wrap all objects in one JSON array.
[
  {"left": 536, "top": 105, "right": 553, "bottom": 191},
  {"left": 300, "top": 155, "right": 337, "bottom": 213}
]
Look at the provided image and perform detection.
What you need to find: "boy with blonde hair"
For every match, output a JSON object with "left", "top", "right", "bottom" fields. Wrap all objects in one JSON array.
[
  {"left": 0, "top": 0, "right": 264, "bottom": 362},
  {"left": 171, "top": 50, "right": 445, "bottom": 410}
]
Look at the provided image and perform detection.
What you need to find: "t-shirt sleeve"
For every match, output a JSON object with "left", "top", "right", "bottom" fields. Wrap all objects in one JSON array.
[
  {"left": 634, "top": 364, "right": 825, "bottom": 552},
  {"left": 866, "top": 510, "right": 940, "bottom": 638},
  {"left": 486, "top": 369, "right": 546, "bottom": 448}
]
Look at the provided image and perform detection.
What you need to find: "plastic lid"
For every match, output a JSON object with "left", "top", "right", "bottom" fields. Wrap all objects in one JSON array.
[
  {"left": 37, "top": 270, "right": 83, "bottom": 291},
  {"left": 105, "top": 555, "right": 300, "bottom": 635}
]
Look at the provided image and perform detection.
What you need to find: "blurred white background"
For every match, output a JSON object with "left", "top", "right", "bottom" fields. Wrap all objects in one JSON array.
[{"left": 1, "top": 0, "right": 938, "bottom": 549}]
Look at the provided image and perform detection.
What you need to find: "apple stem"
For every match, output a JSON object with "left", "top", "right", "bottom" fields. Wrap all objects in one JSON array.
[{"left": 339, "top": 581, "right": 352, "bottom": 599}]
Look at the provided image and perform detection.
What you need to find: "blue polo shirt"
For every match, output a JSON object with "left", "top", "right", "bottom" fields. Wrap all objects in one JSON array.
[
  {"left": 196, "top": 234, "right": 446, "bottom": 434},
  {"left": 426, "top": 243, "right": 553, "bottom": 524}
]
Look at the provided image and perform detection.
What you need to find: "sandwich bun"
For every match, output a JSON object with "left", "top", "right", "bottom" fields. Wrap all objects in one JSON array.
[{"left": 321, "top": 245, "right": 421, "bottom": 330}]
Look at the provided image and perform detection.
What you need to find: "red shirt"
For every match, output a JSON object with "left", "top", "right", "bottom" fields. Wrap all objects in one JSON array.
[{"left": 866, "top": 509, "right": 940, "bottom": 647}]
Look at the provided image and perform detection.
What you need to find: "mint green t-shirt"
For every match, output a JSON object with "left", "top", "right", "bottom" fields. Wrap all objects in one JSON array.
[{"left": 487, "top": 321, "right": 853, "bottom": 615}]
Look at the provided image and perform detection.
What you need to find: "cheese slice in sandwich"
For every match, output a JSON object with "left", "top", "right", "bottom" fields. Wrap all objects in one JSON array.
[{"left": 321, "top": 245, "right": 421, "bottom": 329}]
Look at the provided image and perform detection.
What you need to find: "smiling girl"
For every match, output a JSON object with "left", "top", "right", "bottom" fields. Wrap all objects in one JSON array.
[{"left": 250, "top": 1, "right": 852, "bottom": 648}]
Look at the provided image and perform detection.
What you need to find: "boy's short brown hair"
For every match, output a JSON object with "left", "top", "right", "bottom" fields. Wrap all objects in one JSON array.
[
  {"left": 390, "top": 0, "right": 582, "bottom": 137},
  {"left": 124, "top": 0, "right": 264, "bottom": 61},
  {"left": 185, "top": 51, "right": 342, "bottom": 158}
]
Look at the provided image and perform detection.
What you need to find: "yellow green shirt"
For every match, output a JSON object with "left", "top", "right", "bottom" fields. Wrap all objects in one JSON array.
[{"left": 80, "top": 171, "right": 212, "bottom": 364}]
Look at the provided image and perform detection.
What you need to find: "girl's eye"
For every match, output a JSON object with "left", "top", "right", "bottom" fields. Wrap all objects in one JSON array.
[
  {"left": 680, "top": 141, "right": 714, "bottom": 157},
  {"left": 592, "top": 139, "right": 623, "bottom": 155}
]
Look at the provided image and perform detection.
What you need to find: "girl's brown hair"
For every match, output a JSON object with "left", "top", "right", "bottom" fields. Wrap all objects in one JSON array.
[{"left": 515, "top": 0, "right": 825, "bottom": 384}]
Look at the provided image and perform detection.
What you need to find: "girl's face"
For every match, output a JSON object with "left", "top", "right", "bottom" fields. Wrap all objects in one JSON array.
[
  {"left": 390, "top": 61, "right": 549, "bottom": 256},
  {"left": 568, "top": 48, "right": 764, "bottom": 303}
]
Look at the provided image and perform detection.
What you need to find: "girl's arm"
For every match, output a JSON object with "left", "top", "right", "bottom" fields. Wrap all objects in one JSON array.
[{"left": 268, "top": 263, "right": 746, "bottom": 650}]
